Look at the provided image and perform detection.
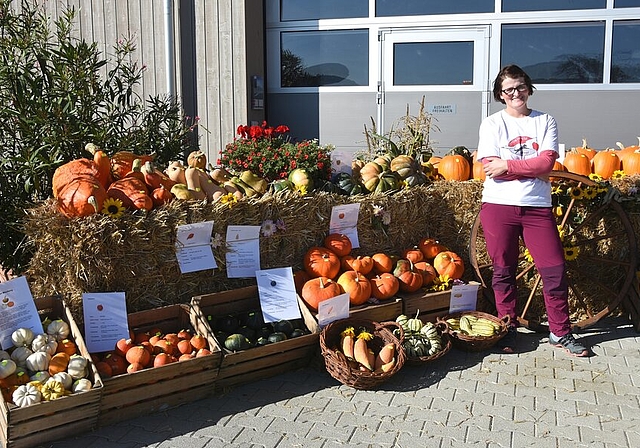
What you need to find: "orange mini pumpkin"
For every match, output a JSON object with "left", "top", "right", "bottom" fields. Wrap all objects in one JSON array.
[
  {"left": 402, "top": 246, "right": 424, "bottom": 264},
  {"left": 414, "top": 261, "right": 438, "bottom": 287},
  {"left": 301, "top": 276, "right": 344, "bottom": 311},
  {"left": 433, "top": 251, "right": 465, "bottom": 279},
  {"left": 337, "top": 270, "right": 372, "bottom": 306},
  {"left": 371, "top": 253, "right": 394, "bottom": 275},
  {"left": 126, "top": 345, "right": 152, "bottom": 367},
  {"left": 303, "top": 246, "right": 341, "bottom": 279},
  {"left": 418, "top": 238, "right": 448, "bottom": 260},
  {"left": 369, "top": 273, "right": 400, "bottom": 300},
  {"left": 438, "top": 154, "right": 470, "bottom": 181},
  {"left": 323, "top": 233, "right": 352, "bottom": 257},
  {"left": 341, "top": 255, "right": 374, "bottom": 275}
]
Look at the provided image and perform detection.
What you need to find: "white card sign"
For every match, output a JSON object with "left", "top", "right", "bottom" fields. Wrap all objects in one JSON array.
[
  {"left": 175, "top": 221, "right": 218, "bottom": 273},
  {"left": 317, "top": 293, "right": 350, "bottom": 327},
  {"left": 0, "top": 276, "right": 43, "bottom": 350},
  {"left": 255, "top": 267, "right": 301, "bottom": 323},
  {"left": 226, "top": 225, "right": 261, "bottom": 278},
  {"left": 82, "top": 292, "right": 130, "bottom": 353},
  {"left": 448, "top": 282, "right": 481, "bottom": 314},
  {"left": 329, "top": 203, "right": 360, "bottom": 248}
]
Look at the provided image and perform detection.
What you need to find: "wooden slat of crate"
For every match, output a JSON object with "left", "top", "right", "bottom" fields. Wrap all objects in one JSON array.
[
  {"left": 348, "top": 298, "right": 403, "bottom": 322},
  {"left": 97, "top": 304, "right": 221, "bottom": 427},
  {"left": 400, "top": 285, "right": 483, "bottom": 322},
  {"left": 0, "top": 296, "right": 103, "bottom": 448},
  {"left": 190, "top": 286, "right": 320, "bottom": 391}
]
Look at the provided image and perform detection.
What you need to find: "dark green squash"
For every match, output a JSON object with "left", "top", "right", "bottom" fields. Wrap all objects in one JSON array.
[
  {"left": 273, "top": 320, "right": 294, "bottom": 337},
  {"left": 267, "top": 332, "right": 288, "bottom": 343},
  {"left": 224, "top": 333, "right": 252, "bottom": 351}
]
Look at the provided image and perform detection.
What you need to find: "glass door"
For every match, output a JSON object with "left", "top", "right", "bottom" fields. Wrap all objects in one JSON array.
[{"left": 379, "top": 26, "right": 491, "bottom": 154}]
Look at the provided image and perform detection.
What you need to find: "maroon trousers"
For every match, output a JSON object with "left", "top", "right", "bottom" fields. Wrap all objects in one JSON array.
[{"left": 479, "top": 203, "right": 572, "bottom": 336}]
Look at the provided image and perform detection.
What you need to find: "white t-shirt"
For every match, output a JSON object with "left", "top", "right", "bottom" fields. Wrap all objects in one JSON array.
[{"left": 476, "top": 109, "right": 558, "bottom": 207}]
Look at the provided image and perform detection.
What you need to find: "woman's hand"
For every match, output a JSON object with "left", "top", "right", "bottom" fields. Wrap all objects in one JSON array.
[{"left": 483, "top": 158, "right": 509, "bottom": 178}]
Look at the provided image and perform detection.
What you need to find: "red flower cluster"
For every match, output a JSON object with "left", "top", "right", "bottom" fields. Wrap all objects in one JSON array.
[{"left": 237, "top": 121, "right": 290, "bottom": 140}]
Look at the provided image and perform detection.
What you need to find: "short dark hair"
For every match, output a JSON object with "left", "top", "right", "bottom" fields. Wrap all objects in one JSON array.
[{"left": 492, "top": 64, "right": 535, "bottom": 103}]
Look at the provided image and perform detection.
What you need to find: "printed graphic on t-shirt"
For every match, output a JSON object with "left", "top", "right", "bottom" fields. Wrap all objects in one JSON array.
[{"left": 505, "top": 136, "right": 540, "bottom": 159}]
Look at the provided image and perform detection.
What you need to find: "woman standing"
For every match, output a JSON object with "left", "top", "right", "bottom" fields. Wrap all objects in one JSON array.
[{"left": 476, "top": 64, "right": 590, "bottom": 356}]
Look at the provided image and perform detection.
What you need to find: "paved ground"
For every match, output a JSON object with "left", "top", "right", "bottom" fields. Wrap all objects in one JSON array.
[{"left": 40, "top": 315, "right": 640, "bottom": 448}]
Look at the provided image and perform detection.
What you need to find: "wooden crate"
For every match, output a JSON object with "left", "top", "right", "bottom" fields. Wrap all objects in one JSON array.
[
  {"left": 348, "top": 298, "right": 403, "bottom": 323},
  {"left": 190, "top": 286, "right": 320, "bottom": 391},
  {"left": 97, "top": 304, "right": 221, "bottom": 427},
  {"left": 400, "top": 285, "right": 483, "bottom": 323},
  {"left": 0, "top": 296, "right": 103, "bottom": 448}
]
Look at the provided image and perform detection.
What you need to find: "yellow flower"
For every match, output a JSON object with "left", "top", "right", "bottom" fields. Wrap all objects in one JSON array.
[
  {"left": 582, "top": 186, "right": 598, "bottom": 200},
  {"left": 568, "top": 186, "right": 584, "bottom": 200},
  {"left": 219, "top": 192, "right": 237, "bottom": 208},
  {"left": 101, "top": 197, "right": 125, "bottom": 218},
  {"left": 296, "top": 184, "right": 308, "bottom": 196},
  {"left": 612, "top": 170, "right": 626, "bottom": 179},
  {"left": 557, "top": 226, "right": 566, "bottom": 241},
  {"left": 564, "top": 246, "right": 579, "bottom": 261},
  {"left": 551, "top": 186, "right": 563, "bottom": 196},
  {"left": 523, "top": 248, "right": 534, "bottom": 263},
  {"left": 553, "top": 205, "right": 564, "bottom": 217},
  {"left": 588, "top": 173, "right": 603, "bottom": 182}
]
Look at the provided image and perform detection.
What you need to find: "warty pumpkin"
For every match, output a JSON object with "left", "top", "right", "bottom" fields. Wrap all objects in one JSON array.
[
  {"left": 107, "top": 177, "right": 153, "bottom": 211},
  {"left": 57, "top": 178, "right": 107, "bottom": 218},
  {"left": 52, "top": 158, "right": 100, "bottom": 198}
]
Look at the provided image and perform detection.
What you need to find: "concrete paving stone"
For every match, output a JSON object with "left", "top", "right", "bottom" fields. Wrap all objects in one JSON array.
[
  {"left": 266, "top": 416, "right": 315, "bottom": 438},
  {"left": 464, "top": 426, "right": 515, "bottom": 447},
  {"left": 349, "top": 425, "right": 399, "bottom": 446},
  {"left": 405, "top": 401, "right": 449, "bottom": 424},
  {"left": 154, "top": 434, "right": 211, "bottom": 448},
  {"left": 389, "top": 390, "right": 429, "bottom": 407},
  {"left": 490, "top": 414, "right": 535, "bottom": 435},
  {"left": 360, "top": 400, "right": 409, "bottom": 418},
  {"left": 600, "top": 416, "right": 640, "bottom": 432},
  {"left": 555, "top": 388, "right": 598, "bottom": 404},
  {"left": 471, "top": 401, "right": 516, "bottom": 422},
  {"left": 619, "top": 403, "right": 640, "bottom": 420},
  {"left": 192, "top": 423, "right": 243, "bottom": 442},
  {"left": 378, "top": 417, "right": 425, "bottom": 436},
  {"left": 305, "top": 421, "right": 356, "bottom": 442},
  {"left": 296, "top": 408, "right": 344, "bottom": 426},
  {"left": 275, "top": 434, "right": 326, "bottom": 448},
  {"left": 395, "top": 431, "right": 442, "bottom": 448},
  {"left": 233, "top": 427, "right": 284, "bottom": 447},
  {"left": 225, "top": 413, "right": 276, "bottom": 432},
  {"left": 514, "top": 383, "right": 557, "bottom": 401},
  {"left": 535, "top": 418, "right": 581, "bottom": 441},
  {"left": 351, "top": 389, "right": 395, "bottom": 406},
  {"left": 579, "top": 425, "right": 629, "bottom": 447},
  {"left": 575, "top": 401, "right": 623, "bottom": 420},
  {"left": 562, "top": 411, "right": 602, "bottom": 431},
  {"left": 494, "top": 392, "right": 535, "bottom": 410},
  {"left": 419, "top": 383, "right": 457, "bottom": 402},
  {"left": 256, "top": 401, "right": 303, "bottom": 420},
  {"left": 534, "top": 394, "right": 578, "bottom": 414}
]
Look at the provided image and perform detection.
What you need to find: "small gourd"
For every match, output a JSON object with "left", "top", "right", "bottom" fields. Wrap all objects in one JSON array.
[
  {"left": 31, "top": 334, "right": 58, "bottom": 356},
  {"left": 41, "top": 379, "right": 66, "bottom": 401},
  {"left": 10, "top": 346, "right": 33, "bottom": 368},
  {"left": 25, "top": 351, "right": 51, "bottom": 372},
  {"left": 0, "top": 350, "right": 10, "bottom": 361},
  {"left": 46, "top": 319, "right": 70, "bottom": 342},
  {"left": 30, "top": 371, "right": 50, "bottom": 383},
  {"left": 0, "top": 359, "right": 17, "bottom": 379},
  {"left": 66, "top": 355, "right": 89, "bottom": 379},
  {"left": 12, "top": 383, "right": 42, "bottom": 407},
  {"left": 11, "top": 328, "right": 35, "bottom": 347},
  {"left": 72, "top": 378, "right": 93, "bottom": 393},
  {"left": 52, "top": 371, "right": 73, "bottom": 390}
]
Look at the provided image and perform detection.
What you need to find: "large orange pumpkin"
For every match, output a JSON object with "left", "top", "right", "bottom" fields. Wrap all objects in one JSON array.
[
  {"left": 591, "top": 149, "right": 620, "bottom": 179},
  {"left": 57, "top": 178, "right": 108, "bottom": 218},
  {"left": 438, "top": 154, "right": 470, "bottom": 181},
  {"left": 472, "top": 160, "right": 486, "bottom": 181},
  {"left": 402, "top": 246, "right": 424, "bottom": 264},
  {"left": 323, "top": 233, "right": 352, "bottom": 257},
  {"left": 616, "top": 138, "right": 640, "bottom": 170},
  {"left": 369, "top": 273, "right": 400, "bottom": 300},
  {"left": 433, "top": 251, "right": 465, "bottom": 279},
  {"left": 337, "top": 270, "right": 371, "bottom": 306},
  {"left": 622, "top": 149, "right": 640, "bottom": 175},
  {"left": 418, "top": 237, "right": 448, "bottom": 260},
  {"left": 303, "top": 247, "right": 341, "bottom": 279},
  {"left": 341, "top": 255, "right": 374, "bottom": 275},
  {"left": 575, "top": 138, "right": 597, "bottom": 160},
  {"left": 107, "top": 177, "right": 153, "bottom": 211},
  {"left": 52, "top": 158, "right": 100, "bottom": 198},
  {"left": 562, "top": 151, "right": 592, "bottom": 177},
  {"left": 301, "top": 277, "right": 343, "bottom": 311},
  {"left": 371, "top": 253, "right": 395, "bottom": 275}
]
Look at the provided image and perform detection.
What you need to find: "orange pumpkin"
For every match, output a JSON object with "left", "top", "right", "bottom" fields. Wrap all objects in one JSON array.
[
  {"left": 52, "top": 158, "right": 100, "bottom": 198},
  {"left": 57, "top": 178, "right": 107, "bottom": 218},
  {"left": 56, "top": 339, "right": 77, "bottom": 356},
  {"left": 177, "top": 339, "right": 194, "bottom": 355},
  {"left": 549, "top": 160, "right": 567, "bottom": 182},
  {"left": 189, "top": 334, "right": 208, "bottom": 351},
  {"left": 337, "top": 270, "right": 372, "bottom": 306},
  {"left": 301, "top": 276, "right": 344, "bottom": 311},
  {"left": 414, "top": 261, "right": 438, "bottom": 287},
  {"left": 107, "top": 177, "right": 153, "bottom": 211},
  {"left": 418, "top": 237, "right": 448, "bottom": 260},
  {"left": 402, "top": 246, "right": 424, "bottom": 264},
  {"left": 562, "top": 151, "right": 592, "bottom": 177},
  {"left": 575, "top": 138, "right": 597, "bottom": 160},
  {"left": 472, "top": 160, "right": 486, "bottom": 181},
  {"left": 393, "top": 259, "right": 424, "bottom": 293},
  {"left": 622, "top": 149, "right": 640, "bottom": 175},
  {"left": 323, "top": 233, "right": 352, "bottom": 257},
  {"left": 115, "top": 338, "right": 134, "bottom": 357},
  {"left": 433, "top": 251, "right": 465, "bottom": 279},
  {"left": 371, "top": 253, "right": 395, "bottom": 275},
  {"left": 153, "top": 352, "right": 177, "bottom": 367},
  {"left": 591, "top": 149, "right": 620, "bottom": 179},
  {"left": 95, "top": 361, "right": 113, "bottom": 378},
  {"left": 110, "top": 151, "right": 154, "bottom": 180},
  {"left": 616, "top": 138, "right": 640, "bottom": 169},
  {"left": 341, "top": 255, "right": 374, "bottom": 275},
  {"left": 438, "top": 154, "right": 470, "bottom": 181},
  {"left": 85, "top": 144, "right": 113, "bottom": 188},
  {"left": 126, "top": 345, "right": 152, "bottom": 367},
  {"left": 369, "top": 273, "right": 400, "bottom": 300},
  {"left": 104, "top": 353, "right": 127, "bottom": 376},
  {"left": 303, "top": 247, "right": 341, "bottom": 279},
  {"left": 48, "top": 352, "right": 70, "bottom": 375},
  {"left": 293, "top": 270, "right": 311, "bottom": 296},
  {"left": 151, "top": 185, "right": 174, "bottom": 207}
]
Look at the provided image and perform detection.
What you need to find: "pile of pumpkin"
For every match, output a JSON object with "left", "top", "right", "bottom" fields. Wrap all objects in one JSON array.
[
  {"left": 53, "top": 144, "right": 272, "bottom": 218},
  {"left": 555, "top": 138, "right": 640, "bottom": 179},
  {"left": 90, "top": 328, "right": 213, "bottom": 377},
  {"left": 0, "top": 321, "right": 95, "bottom": 408},
  {"left": 296, "top": 234, "right": 464, "bottom": 313}
]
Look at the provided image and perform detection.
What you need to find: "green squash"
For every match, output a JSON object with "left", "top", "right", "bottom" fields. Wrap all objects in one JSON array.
[
  {"left": 217, "top": 315, "right": 240, "bottom": 334},
  {"left": 333, "top": 172, "right": 364, "bottom": 196},
  {"left": 273, "top": 320, "right": 295, "bottom": 337},
  {"left": 267, "top": 332, "right": 288, "bottom": 343},
  {"left": 224, "top": 333, "right": 252, "bottom": 352},
  {"left": 269, "top": 179, "right": 294, "bottom": 194},
  {"left": 245, "top": 311, "right": 264, "bottom": 330}
]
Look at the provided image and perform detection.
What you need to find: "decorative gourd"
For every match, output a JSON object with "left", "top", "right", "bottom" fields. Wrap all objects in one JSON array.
[
  {"left": 371, "top": 253, "right": 394, "bottom": 275},
  {"left": 591, "top": 149, "right": 620, "bottom": 179},
  {"left": 142, "top": 161, "right": 177, "bottom": 191},
  {"left": 11, "top": 328, "right": 35, "bottom": 347},
  {"left": 438, "top": 154, "right": 470, "bottom": 181},
  {"left": 41, "top": 379, "right": 66, "bottom": 401},
  {"left": 562, "top": 151, "right": 591, "bottom": 177},
  {"left": 225, "top": 334, "right": 252, "bottom": 352},
  {"left": 150, "top": 185, "right": 174, "bottom": 207},
  {"left": 56, "top": 339, "right": 77, "bottom": 356},
  {"left": 185, "top": 166, "right": 226, "bottom": 201},
  {"left": 333, "top": 172, "right": 364, "bottom": 196},
  {"left": 31, "top": 334, "right": 58, "bottom": 356},
  {"left": 341, "top": 255, "right": 374, "bottom": 275},
  {"left": 52, "top": 158, "right": 100, "bottom": 198},
  {"left": 418, "top": 237, "right": 448, "bottom": 260},
  {"left": 402, "top": 246, "right": 424, "bottom": 263},
  {"left": 30, "top": 371, "right": 50, "bottom": 383},
  {"left": 25, "top": 351, "right": 51, "bottom": 372},
  {"left": 71, "top": 378, "right": 93, "bottom": 393},
  {"left": 433, "top": 251, "right": 465, "bottom": 279},
  {"left": 414, "top": 261, "right": 438, "bottom": 287},
  {"left": 0, "top": 350, "right": 9, "bottom": 361},
  {"left": 301, "top": 277, "right": 343, "bottom": 311},
  {"left": 46, "top": 319, "right": 70, "bottom": 341},
  {"left": 336, "top": 270, "right": 372, "bottom": 306},
  {"left": 0, "top": 359, "right": 17, "bottom": 379},
  {"left": 48, "top": 352, "right": 70, "bottom": 375},
  {"left": 12, "top": 383, "right": 42, "bottom": 407},
  {"left": 52, "top": 371, "right": 73, "bottom": 390},
  {"left": 390, "top": 155, "right": 419, "bottom": 179},
  {"left": 369, "top": 273, "right": 400, "bottom": 300},
  {"left": 323, "top": 233, "right": 352, "bottom": 257},
  {"left": 85, "top": 143, "right": 113, "bottom": 188},
  {"left": 107, "top": 177, "right": 153, "bottom": 211},
  {"left": 393, "top": 260, "right": 424, "bottom": 293},
  {"left": 125, "top": 345, "right": 152, "bottom": 367},
  {"left": 288, "top": 168, "right": 314, "bottom": 190},
  {"left": 303, "top": 247, "right": 341, "bottom": 279},
  {"left": 10, "top": 346, "right": 33, "bottom": 368},
  {"left": 110, "top": 151, "right": 154, "bottom": 180},
  {"left": 66, "top": 355, "right": 89, "bottom": 379}
]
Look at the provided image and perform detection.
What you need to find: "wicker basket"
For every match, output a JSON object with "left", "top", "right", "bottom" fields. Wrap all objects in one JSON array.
[
  {"left": 438, "top": 311, "right": 510, "bottom": 352},
  {"left": 320, "top": 318, "right": 406, "bottom": 390},
  {"left": 404, "top": 321, "right": 452, "bottom": 366}
]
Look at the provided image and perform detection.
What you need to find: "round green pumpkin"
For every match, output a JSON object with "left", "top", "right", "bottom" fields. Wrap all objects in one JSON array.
[{"left": 224, "top": 333, "right": 252, "bottom": 352}]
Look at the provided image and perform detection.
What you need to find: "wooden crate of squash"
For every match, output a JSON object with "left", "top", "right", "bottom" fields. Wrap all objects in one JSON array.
[
  {"left": 89, "top": 304, "right": 221, "bottom": 427},
  {"left": 0, "top": 296, "right": 103, "bottom": 448},
  {"left": 190, "top": 285, "right": 320, "bottom": 392}
]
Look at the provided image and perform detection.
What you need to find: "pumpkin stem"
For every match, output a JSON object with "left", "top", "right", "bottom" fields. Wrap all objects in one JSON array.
[{"left": 88, "top": 195, "right": 99, "bottom": 213}]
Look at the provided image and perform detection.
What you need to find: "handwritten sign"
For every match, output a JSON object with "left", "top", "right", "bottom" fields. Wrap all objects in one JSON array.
[{"left": 0, "top": 276, "right": 43, "bottom": 350}]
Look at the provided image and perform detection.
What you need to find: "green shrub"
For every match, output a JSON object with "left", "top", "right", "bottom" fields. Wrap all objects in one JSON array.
[{"left": 0, "top": 0, "right": 198, "bottom": 273}]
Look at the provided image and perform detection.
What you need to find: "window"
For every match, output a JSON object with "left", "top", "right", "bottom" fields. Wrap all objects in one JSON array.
[
  {"left": 394, "top": 42, "right": 474, "bottom": 85},
  {"left": 615, "top": 0, "right": 640, "bottom": 7},
  {"left": 501, "top": 22, "right": 605, "bottom": 83},
  {"left": 376, "top": 0, "right": 493, "bottom": 17},
  {"left": 280, "top": 30, "right": 369, "bottom": 87},
  {"left": 612, "top": 21, "right": 640, "bottom": 82},
  {"left": 502, "top": 0, "right": 605, "bottom": 12},
  {"left": 280, "top": 0, "right": 368, "bottom": 21}
]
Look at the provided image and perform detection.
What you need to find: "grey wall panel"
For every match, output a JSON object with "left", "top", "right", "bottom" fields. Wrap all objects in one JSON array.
[{"left": 267, "top": 93, "right": 320, "bottom": 143}]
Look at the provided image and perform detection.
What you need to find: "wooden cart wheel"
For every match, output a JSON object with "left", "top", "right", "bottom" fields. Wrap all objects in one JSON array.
[{"left": 469, "top": 171, "right": 638, "bottom": 332}]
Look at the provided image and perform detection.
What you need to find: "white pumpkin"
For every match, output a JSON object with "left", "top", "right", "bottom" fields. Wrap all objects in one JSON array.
[
  {"left": 12, "top": 383, "right": 42, "bottom": 407},
  {"left": 25, "top": 351, "right": 51, "bottom": 372},
  {"left": 11, "top": 328, "right": 35, "bottom": 347}
]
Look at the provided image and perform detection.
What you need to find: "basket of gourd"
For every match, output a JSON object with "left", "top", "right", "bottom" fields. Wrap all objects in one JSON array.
[
  {"left": 438, "top": 310, "right": 509, "bottom": 352},
  {"left": 319, "top": 318, "right": 406, "bottom": 390},
  {"left": 394, "top": 312, "right": 451, "bottom": 365}
]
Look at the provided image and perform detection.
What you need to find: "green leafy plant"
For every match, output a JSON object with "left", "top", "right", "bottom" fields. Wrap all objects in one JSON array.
[
  {"left": 0, "top": 0, "right": 198, "bottom": 273},
  {"left": 220, "top": 121, "right": 334, "bottom": 184}
]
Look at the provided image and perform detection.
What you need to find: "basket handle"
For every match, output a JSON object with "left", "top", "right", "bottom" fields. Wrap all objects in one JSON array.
[
  {"left": 501, "top": 314, "right": 511, "bottom": 327},
  {"left": 376, "top": 321, "right": 405, "bottom": 344}
]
